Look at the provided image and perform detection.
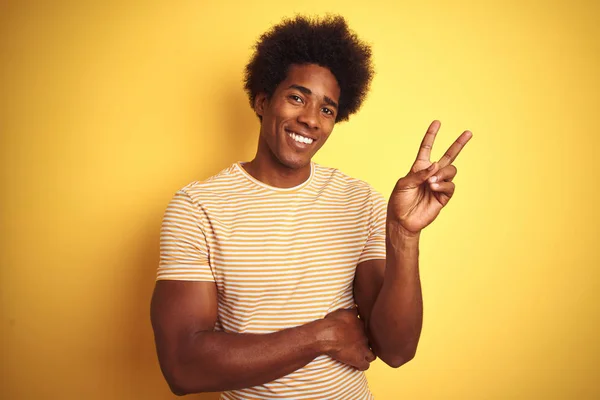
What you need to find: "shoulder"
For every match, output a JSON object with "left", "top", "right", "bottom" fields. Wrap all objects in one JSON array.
[
  {"left": 313, "top": 163, "right": 384, "bottom": 199},
  {"left": 174, "top": 163, "right": 245, "bottom": 202}
]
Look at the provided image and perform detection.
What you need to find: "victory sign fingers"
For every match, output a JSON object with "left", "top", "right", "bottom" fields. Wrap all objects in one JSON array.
[
  {"left": 437, "top": 129, "right": 473, "bottom": 168},
  {"left": 414, "top": 121, "right": 472, "bottom": 170},
  {"left": 415, "top": 120, "right": 441, "bottom": 163}
]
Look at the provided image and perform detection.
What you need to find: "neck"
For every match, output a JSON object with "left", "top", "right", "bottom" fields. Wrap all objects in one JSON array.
[{"left": 244, "top": 148, "right": 311, "bottom": 189}]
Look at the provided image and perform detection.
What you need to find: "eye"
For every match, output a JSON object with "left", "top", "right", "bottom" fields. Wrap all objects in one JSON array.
[
  {"left": 289, "top": 95, "right": 303, "bottom": 103},
  {"left": 322, "top": 107, "right": 334, "bottom": 116}
]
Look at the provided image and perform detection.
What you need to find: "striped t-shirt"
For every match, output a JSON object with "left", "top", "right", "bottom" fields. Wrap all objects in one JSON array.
[{"left": 158, "top": 161, "right": 388, "bottom": 399}]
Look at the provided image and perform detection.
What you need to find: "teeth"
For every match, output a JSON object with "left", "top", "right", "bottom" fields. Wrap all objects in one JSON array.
[{"left": 287, "top": 131, "right": 313, "bottom": 144}]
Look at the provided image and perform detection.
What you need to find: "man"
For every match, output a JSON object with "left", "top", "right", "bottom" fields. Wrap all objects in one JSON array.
[{"left": 151, "top": 15, "right": 472, "bottom": 399}]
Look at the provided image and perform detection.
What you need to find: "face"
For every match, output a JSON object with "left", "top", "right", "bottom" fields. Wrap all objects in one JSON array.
[{"left": 254, "top": 63, "right": 341, "bottom": 170}]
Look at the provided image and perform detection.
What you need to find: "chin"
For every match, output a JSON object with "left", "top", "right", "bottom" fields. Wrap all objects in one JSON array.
[{"left": 277, "top": 153, "right": 311, "bottom": 170}]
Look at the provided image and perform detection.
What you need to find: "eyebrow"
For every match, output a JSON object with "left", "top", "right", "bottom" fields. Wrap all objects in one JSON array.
[{"left": 287, "top": 84, "right": 339, "bottom": 109}]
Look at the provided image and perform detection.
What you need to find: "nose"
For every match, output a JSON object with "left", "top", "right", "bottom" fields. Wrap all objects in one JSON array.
[{"left": 297, "top": 104, "right": 319, "bottom": 130}]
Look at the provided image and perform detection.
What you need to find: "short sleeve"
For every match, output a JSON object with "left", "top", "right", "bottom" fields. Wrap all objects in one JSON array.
[
  {"left": 357, "top": 188, "right": 388, "bottom": 264},
  {"left": 157, "top": 189, "right": 215, "bottom": 282}
]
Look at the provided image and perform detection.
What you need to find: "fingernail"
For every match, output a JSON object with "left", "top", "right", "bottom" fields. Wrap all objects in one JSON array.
[{"left": 430, "top": 176, "right": 437, "bottom": 183}]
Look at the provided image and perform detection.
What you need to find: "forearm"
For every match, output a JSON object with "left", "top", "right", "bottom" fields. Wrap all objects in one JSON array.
[
  {"left": 166, "top": 318, "right": 334, "bottom": 394},
  {"left": 368, "top": 221, "right": 423, "bottom": 367}
]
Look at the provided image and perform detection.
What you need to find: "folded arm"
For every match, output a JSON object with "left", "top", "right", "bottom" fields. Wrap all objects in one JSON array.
[{"left": 151, "top": 280, "right": 374, "bottom": 395}]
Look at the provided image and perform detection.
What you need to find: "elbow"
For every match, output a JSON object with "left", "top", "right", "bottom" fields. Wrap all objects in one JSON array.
[
  {"left": 168, "top": 384, "right": 187, "bottom": 397},
  {"left": 380, "top": 347, "right": 417, "bottom": 369},
  {"left": 166, "top": 376, "right": 205, "bottom": 397},
  {"left": 163, "top": 365, "right": 207, "bottom": 396},
  {"left": 164, "top": 369, "right": 192, "bottom": 396}
]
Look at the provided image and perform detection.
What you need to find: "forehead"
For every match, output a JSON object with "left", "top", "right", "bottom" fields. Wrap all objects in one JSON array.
[{"left": 279, "top": 64, "right": 341, "bottom": 101}]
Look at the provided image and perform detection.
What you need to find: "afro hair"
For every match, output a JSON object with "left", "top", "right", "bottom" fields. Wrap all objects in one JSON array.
[{"left": 243, "top": 15, "right": 374, "bottom": 123}]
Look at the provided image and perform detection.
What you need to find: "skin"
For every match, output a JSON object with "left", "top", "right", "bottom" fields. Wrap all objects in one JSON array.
[
  {"left": 243, "top": 64, "right": 340, "bottom": 188},
  {"left": 150, "top": 63, "right": 473, "bottom": 394},
  {"left": 151, "top": 64, "right": 373, "bottom": 395},
  {"left": 354, "top": 120, "right": 472, "bottom": 366}
]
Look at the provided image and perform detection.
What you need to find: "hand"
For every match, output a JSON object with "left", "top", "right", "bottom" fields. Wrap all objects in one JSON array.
[
  {"left": 323, "top": 308, "right": 375, "bottom": 371},
  {"left": 388, "top": 120, "right": 472, "bottom": 235}
]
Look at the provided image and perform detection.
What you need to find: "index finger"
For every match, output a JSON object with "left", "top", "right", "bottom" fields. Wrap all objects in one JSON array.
[
  {"left": 438, "top": 130, "right": 473, "bottom": 167},
  {"left": 415, "top": 120, "right": 441, "bottom": 162}
]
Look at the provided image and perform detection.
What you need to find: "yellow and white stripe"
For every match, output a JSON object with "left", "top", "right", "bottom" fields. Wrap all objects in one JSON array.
[{"left": 158, "top": 161, "right": 387, "bottom": 399}]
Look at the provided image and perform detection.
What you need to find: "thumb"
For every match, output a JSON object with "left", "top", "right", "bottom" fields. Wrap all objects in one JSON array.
[{"left": 398, "top": 162, "right": 439, "bottom": 189}]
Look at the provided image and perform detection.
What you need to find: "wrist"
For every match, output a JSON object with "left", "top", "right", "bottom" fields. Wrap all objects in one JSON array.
[
  {"left": 310, "top": 318, "right": 338, "bottom": 356},
  {"left": 386, "top": 220, "right": 421, "bottom": 241},
  {"left": 386, "top": 221, "right": 420, "bottom": 264}
]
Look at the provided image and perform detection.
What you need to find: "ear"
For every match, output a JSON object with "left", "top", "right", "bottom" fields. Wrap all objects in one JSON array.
[{"left": 254, "top": 92, "right": 268, "bottom": 117}]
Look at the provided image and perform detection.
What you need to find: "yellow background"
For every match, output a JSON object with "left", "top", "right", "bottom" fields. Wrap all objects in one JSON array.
[{"left": 1, "top": 0, "right": 598, "bottom": 398}]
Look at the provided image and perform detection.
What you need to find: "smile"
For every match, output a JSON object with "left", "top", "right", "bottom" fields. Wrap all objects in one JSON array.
[{"left": 286, "top": 130, "right": 314, "bottom": 145}]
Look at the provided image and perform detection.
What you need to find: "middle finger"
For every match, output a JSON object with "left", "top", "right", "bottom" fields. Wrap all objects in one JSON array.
[{"left": 438, "top": 130, "right": 472, "bottom": 168}]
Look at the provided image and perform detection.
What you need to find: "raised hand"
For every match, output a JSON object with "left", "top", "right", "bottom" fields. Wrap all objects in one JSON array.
[{"left": 387, "top": 120, "right": 472, "bottom": 235}]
